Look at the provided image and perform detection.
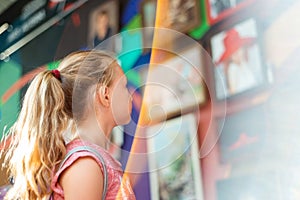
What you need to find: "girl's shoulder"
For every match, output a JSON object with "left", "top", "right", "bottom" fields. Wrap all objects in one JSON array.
[
  {"left": 51, "top": 139, "right": 123, "bottom": 198},
  {"left": 65, "top": 139, "right": 122, "bottom": 170}
]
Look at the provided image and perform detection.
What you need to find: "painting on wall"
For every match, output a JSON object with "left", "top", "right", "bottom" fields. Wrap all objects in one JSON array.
[
  {"left": 206, "top": 0, "right": 255, "bottom": 25},
  {"left": 210, "top": 18, "right": 271, "bottom": 100},
  {"left": 163, "top": 0, "right": 201, "bottom": 32},
  {"left": 147, "top": 114, "right": 203, "bottom": 200},
  {"left": 88, "top": 0, "right": 119, "bottom": 50},
  {"left": 139, "top": 45, "right": 206, "bottom": 121},
  {"left": 141, "top": 0, "right": 200, "bottom": 33},
  {"left": 216, "top": 104, "right": 268, "bottom": 166}
]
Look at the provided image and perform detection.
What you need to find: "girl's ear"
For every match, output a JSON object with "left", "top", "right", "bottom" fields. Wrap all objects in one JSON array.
[{"left": 96, "top": 85, "right": 110, "bottom": 107}]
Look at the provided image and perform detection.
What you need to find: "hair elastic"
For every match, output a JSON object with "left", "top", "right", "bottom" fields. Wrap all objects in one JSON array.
[{"left": 51, "top": 69, "right": 61, "bottom": 81}]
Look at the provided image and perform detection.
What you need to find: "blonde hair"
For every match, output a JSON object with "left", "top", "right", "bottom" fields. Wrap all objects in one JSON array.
[{"left": 2, "top": 50, "right": 116, "bottom": 199}]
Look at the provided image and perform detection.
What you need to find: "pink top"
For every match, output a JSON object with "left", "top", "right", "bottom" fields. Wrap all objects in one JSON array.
[{"left": 51, "top": 139, "right": 136, "bottom": 200}]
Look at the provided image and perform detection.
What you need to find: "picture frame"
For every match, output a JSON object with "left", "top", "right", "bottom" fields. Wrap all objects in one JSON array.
[
  {"left": 164, "top": 0, "right": 201, "bottom": 33},
  {"left": 140, "top": 0, "right": 201, "bottom": 52},
  {"left": 87, "top": 0, "right": 119, "bottom": 50},
  {"left": 147, "top": 114, "right": 204, "bottom": 200},
  {"left": 216, "top": 103, "right": 268, "bottom": 166},
  {"left": 141, "top": 0, "right": 200, "bottom": 33},
  {"left": 138, "top": 45, "right": 206, "bottom": 122},
  {"left": 205, "top": 0, "right": 255, "bottom": 25},
  {"left": 209, "top": 18, "right": 272, "bottom": 100}
]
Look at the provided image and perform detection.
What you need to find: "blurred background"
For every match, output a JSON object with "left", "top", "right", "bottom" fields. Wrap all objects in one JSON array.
[{"left": 1, "top": 0, "right": 300, "bottom": 199}]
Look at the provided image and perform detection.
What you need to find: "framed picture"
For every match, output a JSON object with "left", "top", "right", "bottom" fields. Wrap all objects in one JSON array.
[
  {"left": 138, "top": 45, "right": 206, "bottom": 122},
  {"left": 217, "top": 104, "right": 268, "bottom": 165},
  {"left": 147, "top": 114, "right": 203, "bottom": 200},
  {"left": 143, "top": 0, "right": 200, "bottom": 33},
  {"left": 210, "top": 18, "right": 271, "bottom": 100},
  {"left": 87, "top": 0, "right": 119, "bottom": 50},
  {"left": 140, "top": 0, "right": 200, "bottom": 52},
  {"left": 205, "top": 0, "right": 255, "bottom": 25}
]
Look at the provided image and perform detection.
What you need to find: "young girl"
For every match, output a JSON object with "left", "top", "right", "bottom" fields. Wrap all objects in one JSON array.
[{"left": 2, "top": 50, "right": 135, "bottom": 199}]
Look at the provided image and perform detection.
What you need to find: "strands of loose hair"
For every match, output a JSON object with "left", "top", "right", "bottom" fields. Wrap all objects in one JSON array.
[{"left": 1, "top": 50, "right": 116, "bottom": 199}]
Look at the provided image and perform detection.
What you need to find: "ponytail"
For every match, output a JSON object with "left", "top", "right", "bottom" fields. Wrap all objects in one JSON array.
[
  {"left": 3, "top": 70, "right": 70, "bottom": 199},
  {"left": 1, "top": 50, "right": 116, "bottom": 199}
]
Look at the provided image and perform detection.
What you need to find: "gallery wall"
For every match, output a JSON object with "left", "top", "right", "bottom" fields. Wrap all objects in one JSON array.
[{"left": 1, "top": 0, "right": 300, "bottom": 199}]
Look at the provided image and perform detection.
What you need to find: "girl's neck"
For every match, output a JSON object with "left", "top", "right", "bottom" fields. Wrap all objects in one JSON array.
[{"left": 76, "top": 117, "right": 113, "bottom": 149}]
